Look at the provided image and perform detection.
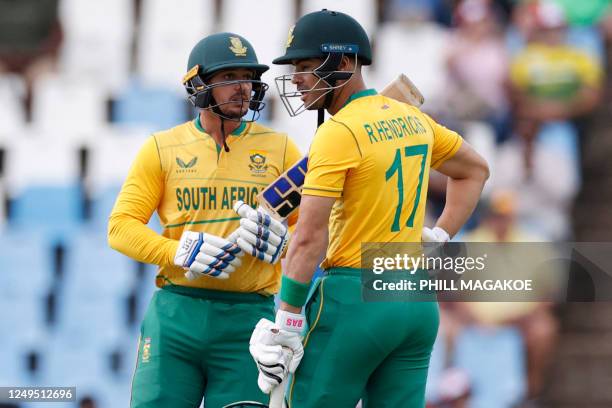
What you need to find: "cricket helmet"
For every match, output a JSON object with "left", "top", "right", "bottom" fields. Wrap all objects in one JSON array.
[
  {"left": 273, "top": 9, "right": 372, "bottom": 65},
  {"left": 273, "top": 10, "right": 372, "bottom": 117},
  {"left": 182, "top": 32, "right": 269, "bottom": 121}
]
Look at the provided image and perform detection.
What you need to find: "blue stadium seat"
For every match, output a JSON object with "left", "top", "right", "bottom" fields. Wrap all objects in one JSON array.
[
  {"left": 9, "top": 184, "right": 85, "bottom": 244},
  {"left": 54, "top": 295, "right": 126, "bottom": 348},
  {"left": 63, "top": 231, "right": 137, "bottom": 299},
  {"left": 0, "top": 346, "right": 33, "bottom": 386},
  {"left": 90, "top": 185, "right": 163, "bottom": 232},
  {"left": 42, "top": 344, "right": 109, "bottom": 382},
  {"left": 135, "top": 267, "right": 158, "bottom": 326},
  {"left": 90, "top": 185, "right": 120, "bottom": 229},
  {"left": 112, "top": 80, "right": 189, "bottom": 131},
  {"left": 39, "top": 323, "right": 132, "bottom": 406},
  {"left": 0, "top": 297, "right": 47, "bottom": 343},
  {"left": 454, "top": 326, "right": 526, "bottom": 408},
  {"left": 0, "top": 230, "right": 53, "bottom": 298}
]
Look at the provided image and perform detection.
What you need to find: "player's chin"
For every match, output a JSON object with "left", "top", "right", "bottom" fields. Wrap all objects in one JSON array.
[
  {"left": 303, "top": 94, "right": 324, "bottom": 110},
  {"left": 221, "top": 105, "right": 249, "bottom": 119}
]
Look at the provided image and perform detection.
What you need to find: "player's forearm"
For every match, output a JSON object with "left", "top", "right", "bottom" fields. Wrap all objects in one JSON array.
[
  {"left": 108, "top": 213, "right": 178, "bottom": 266},
  {"left": 280, "top": 227, "right": 328, "bottom": 313},
  {"left": 436, "top": 172, "right": 488, "bottom": 238}
]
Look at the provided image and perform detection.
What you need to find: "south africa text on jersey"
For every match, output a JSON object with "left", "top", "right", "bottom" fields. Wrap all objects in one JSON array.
[{"left": 176, "top": 186, "right": 260, "bottom": 211}]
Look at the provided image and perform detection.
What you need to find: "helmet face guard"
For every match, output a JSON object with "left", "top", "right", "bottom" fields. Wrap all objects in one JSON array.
[
  {"left": 275, "top": 45, "right": 358, "bottom": 117},
  {"left": 183, "top": 65, "right": 269, "bottom": 122}
]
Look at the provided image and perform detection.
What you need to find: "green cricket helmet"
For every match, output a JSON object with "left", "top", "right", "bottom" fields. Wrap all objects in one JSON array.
[
  {"left": 273, "top": 9, "right": 372, "bottom": 65},
  {"left": 273, "top": 10, "right": 372, "bottom": 117},
  {"left": 182, "top": 32, "right": 270, "bottom": 121}
]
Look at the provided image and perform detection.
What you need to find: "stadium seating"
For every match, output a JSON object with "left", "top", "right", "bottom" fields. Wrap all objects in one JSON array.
[
  {"left": 454, "top": 326, "right": 527, "bottom": 408},
  {"left": 302, "top": 0, "right": 378, "bottom": 34},
  {"left": 111, "top": 80, "right": 190, "bottom": 131},
  {"left": 0, "top": 1, "right": 602, "bottom": 406},
  {"left": 0, "top": 230, "right": 53, "bottom": 297},
  {"left": 220, "top": 0, "right": 295, "bottom": 87},
  {"left": 9, "top": 185, "right": 84, "bottom": 240},
  {"left": 58, "top": 0, "right": 133, "bottom": 94},
  {"left": 31, "top": 75, "right": 108, "bottom": 135},
  {"left": 63, "top": 232, "right": 138, "bottom": 298},
  {"left": 374, "top": 22, "right": 449, "bottom": 110},
  {"left": 137, "top": 0, "right": 214, "bottom": 91},
  {"left": 0, "top": 74, "right": 26, "bottom": 134}
]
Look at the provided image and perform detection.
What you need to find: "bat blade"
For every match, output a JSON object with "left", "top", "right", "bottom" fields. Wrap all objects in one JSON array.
[
  {"left": 257, "top": 156, "right": 308, "bottom": 220},
  {"left": 381, "top": 74, "right": 425, "bottom": 107}
]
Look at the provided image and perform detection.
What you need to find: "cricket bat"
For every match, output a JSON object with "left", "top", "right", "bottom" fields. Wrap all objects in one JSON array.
[
  {"left": 257, "top": 73, "right": 424, "bottom": 221},
  {"left": 268, "top": 348, "right": 293, "bottom": 408}
]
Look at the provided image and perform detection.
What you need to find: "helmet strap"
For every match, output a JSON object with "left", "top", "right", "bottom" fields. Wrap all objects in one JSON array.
[
  {"left": 220, "top": 117, "right": 230, "bottom": 152},
  {"left": 317, "top": 109, "right": 325, "bottom": 127}
]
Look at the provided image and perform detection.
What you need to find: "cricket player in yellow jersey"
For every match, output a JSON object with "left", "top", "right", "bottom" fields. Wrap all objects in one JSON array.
[
  {"left": 108, "top": 32, "right": 302, "bottom": 408},
  {"left": 244, "top": 10, "right": 490, "bottom": 407}
]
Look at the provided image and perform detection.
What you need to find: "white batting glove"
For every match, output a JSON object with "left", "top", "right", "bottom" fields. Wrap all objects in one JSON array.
[
  {"left": 174, "top": 231, "right": 243, "bottom": 280},
  {"left": 249, "top": 311, "right": 305, "bottom": 394},
  {"left": 422, "top": 226, "right": 450, "bottom": 243},
  {"left": 233, "top": 200, "right": 289, "bottom": 264}
]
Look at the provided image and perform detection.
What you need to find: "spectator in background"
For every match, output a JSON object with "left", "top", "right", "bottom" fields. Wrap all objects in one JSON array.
[
  {"left": 78, "top": 396, "right": 98, "bottom": 408},
  {"left": 445, "top": 0, "right": 511, "bottom": 142},
  {"left": 509, "top": 0, "right": 603, "bottom": 122},
  {"left": 459, "top": 191, "right": 561, "bottom": 399},
  {"left": 492, "top": 116, "right": 579, "bottom": 240},
  {"left": 463, "top": 189, "right": 542, "bottom": 242},
  {"left": 0, "top": 0, "right": 62, "bottom": 117},
  {"left": 428, "top": 368, "right": 472, "bottom": 408},
  {"left": 553, "top": 0, "right": 611, "bottom": 28}
]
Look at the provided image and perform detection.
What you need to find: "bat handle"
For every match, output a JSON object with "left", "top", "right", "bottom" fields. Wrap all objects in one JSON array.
[
  {"left": 269, "top": 383, "right": 285, "bottom": 408},
  {"left": 269, "top": 348, "right": 293, "bottom": 408}
]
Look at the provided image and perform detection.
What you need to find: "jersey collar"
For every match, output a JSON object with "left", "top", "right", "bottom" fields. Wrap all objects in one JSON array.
[
  {"left": 342, "top": 88, "right": 378, "bottom": 109},
  {"left": 194, "top": 115, "right": 247, "bottom": 136}
]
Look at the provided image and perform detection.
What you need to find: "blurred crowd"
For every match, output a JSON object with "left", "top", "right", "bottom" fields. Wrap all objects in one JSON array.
[{"left": 1, "top": 0, "right": 611, "bottom": 407}]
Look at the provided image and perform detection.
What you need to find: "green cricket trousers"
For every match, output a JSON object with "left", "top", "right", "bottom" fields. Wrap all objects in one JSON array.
[
  {"left": 130, "top": 285, "right": 274, "bottom": 408},
  {"left": 288, "top": 268, "right": 439, "bottom": 408}
]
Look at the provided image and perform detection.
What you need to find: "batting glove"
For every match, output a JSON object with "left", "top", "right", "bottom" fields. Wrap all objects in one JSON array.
[
  {"left": 422, "top": 226, "right": 450, "bottom": 243},
  {"left": 249, "top": 311, "right": 304, "bottom": 394},
  {"left": 174, "top": 231, "right": 243, "bottom": 280},
  {"left": 232, "top": 200, "right": 289, "bottom": 264}
]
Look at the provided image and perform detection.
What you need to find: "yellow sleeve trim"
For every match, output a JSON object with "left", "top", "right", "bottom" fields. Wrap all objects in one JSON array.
[
  {"left": 302, "top": 187, "right": 342, "bottom": 198},
  {"left": 432, "top": 137, "right": 463, "bottom": 169}
]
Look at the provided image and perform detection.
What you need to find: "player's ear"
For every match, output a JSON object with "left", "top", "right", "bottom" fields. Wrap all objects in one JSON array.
[{"left": 339, "top": 55, "right": 355, "bottom": 71}]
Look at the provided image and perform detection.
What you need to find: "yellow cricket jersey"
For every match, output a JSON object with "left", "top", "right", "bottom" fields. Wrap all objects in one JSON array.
[
  {"left": 510, "top": 44, "right": 603, "bottom": 99},
  {"left": 108, "top": 117, "right": 302, "bottom": 294},
  {"left": 303, "top": 89, "right": 463, "bottom": 269}
]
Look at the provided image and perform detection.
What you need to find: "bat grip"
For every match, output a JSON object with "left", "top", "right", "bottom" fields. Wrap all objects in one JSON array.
[
  {"left": 269, "top": 385, "right": 285, "bottom": 408},
  {"left": 269, "top": 347, "right": 293, "bottom": 408}
]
